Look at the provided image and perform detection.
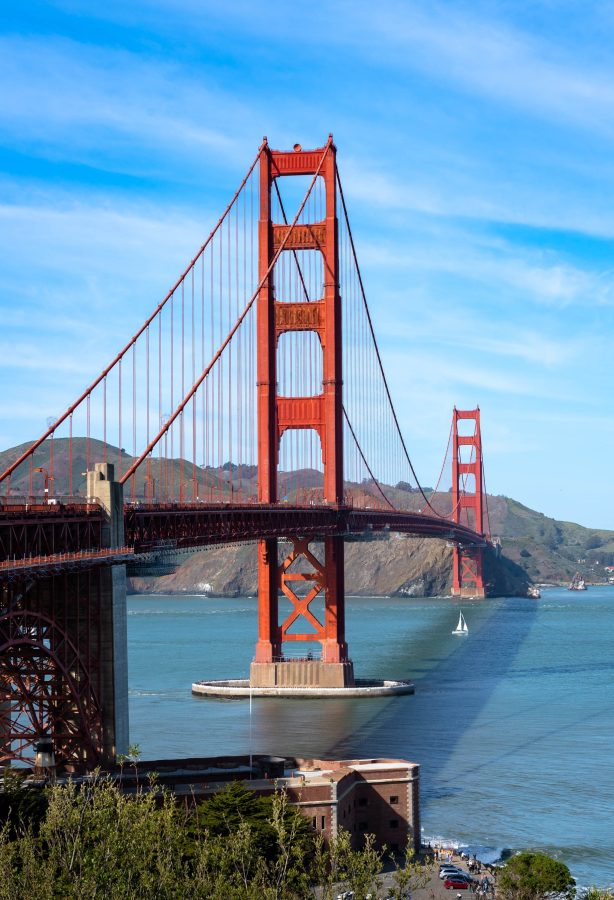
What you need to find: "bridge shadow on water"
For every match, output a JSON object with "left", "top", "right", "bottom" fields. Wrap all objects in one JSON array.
[{"left": 249, "top": 596, "right": 539, "bottom": 817}]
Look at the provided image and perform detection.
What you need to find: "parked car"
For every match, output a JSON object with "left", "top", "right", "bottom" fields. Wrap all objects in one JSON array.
[
  {"left": 444, "top": 876, "right": 472, "bottom": 890},
  {"left": 450, "top": 873, "right": 477, "bottom": 884},
  {"left": 440, "top": 866, "right": 469, "bottom": 879}
]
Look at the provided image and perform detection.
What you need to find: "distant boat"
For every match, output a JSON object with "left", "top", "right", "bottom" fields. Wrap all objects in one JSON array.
[
  {"left": 527, "top": 585, "right": 541, "bottom": 599},
  {"left": 452, "top": 610, "right": 468, "bottom": 635},
  {"left": 569, "top": 572, "right": 587, "bottom": 591}
]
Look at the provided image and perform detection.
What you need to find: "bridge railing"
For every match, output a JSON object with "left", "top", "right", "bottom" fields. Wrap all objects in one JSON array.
[
  {"left": 0, "top": 547, "right": 134, "bottom": 571},
  {"left": 0, "top": 499, "right": 103, "bottom": 516}
]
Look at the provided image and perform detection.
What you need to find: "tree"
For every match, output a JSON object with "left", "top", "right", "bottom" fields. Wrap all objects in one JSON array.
[
  {"left": 389, "top": 847, "right": 432, "bottom": 899},
  {"left": 0, "top": 772, "right": 190, "bottom": 899},
  {"left": 0, "top": 775, "right": 430, "bottom": 898},
  {"left": 0, "top": 768, "right": 47, "bottom": 839},
  {"left": 309, "top": 829, "right": 384, "bottom": 900},
  {"left": 498, "top": 850, "right": 575, "bottom": 900},
  {"left": 195, "top": 780, "right": 313, "bottom": 864}
]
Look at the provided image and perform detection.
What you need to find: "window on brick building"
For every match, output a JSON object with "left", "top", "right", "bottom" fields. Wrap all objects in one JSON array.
[
  {"left": 321, "top": 816, "right": 325, "bottom": 830},
  {"left": 311, "top": 817, "right": 316, "bottom": 829},
  {"left": 390, "top": 842, "right": 399, "bottom": 852},
  {"left": 359, "top": 821, "right": 368, "bottom": 831},
  {"left": 390, "top": 795, "right": 399, "bottom": 805},
  {"left": 389, "top": 819, "right": 399, "bottom": 829},
  {"left": 358, "top": 797, "right": 368, "bottom": 807}
]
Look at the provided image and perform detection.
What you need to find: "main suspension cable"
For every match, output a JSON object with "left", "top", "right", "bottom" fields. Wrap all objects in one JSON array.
[{"left": 335, "top": 167, "right": 456, "bottom": 520}]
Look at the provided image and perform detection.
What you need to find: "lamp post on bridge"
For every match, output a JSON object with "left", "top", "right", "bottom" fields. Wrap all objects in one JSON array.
[{"left": 33, "top": 466, "right": 54, "bottom": 504}]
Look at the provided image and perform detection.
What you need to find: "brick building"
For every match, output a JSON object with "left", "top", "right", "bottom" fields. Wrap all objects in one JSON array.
[{"left": 118, "top": 754, "right": 421, "bottom": 852}]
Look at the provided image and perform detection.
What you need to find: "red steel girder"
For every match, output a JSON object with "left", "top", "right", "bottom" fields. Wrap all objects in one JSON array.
[{"left": 278, "top": 538, "right": 327, "bottom": 641}]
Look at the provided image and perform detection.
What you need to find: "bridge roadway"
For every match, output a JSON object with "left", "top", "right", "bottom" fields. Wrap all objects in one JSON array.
[
  {"left": 0, "top": 501, "right": 486, "bottom": 575},
  {"left": 125, "top": 502, "right": 486, "bottom": 551}
]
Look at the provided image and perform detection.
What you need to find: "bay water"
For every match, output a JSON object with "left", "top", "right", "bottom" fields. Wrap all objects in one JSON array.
[{"left": 127, "top": 587, "right": 614, "bottom": 888}]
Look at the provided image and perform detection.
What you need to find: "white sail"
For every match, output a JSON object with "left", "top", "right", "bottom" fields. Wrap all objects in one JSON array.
[{"left": 452, "top": 610, "right": 468, "bottom": 635}]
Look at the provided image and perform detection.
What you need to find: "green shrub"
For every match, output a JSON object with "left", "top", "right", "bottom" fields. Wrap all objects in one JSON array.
[{"left": 498, "top": 850, "right": 575, "bottom": 900}]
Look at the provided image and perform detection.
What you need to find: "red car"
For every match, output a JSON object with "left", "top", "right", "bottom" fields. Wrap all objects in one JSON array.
[{"left": 444, "top": 876, "right": 471, "bottom": 890}]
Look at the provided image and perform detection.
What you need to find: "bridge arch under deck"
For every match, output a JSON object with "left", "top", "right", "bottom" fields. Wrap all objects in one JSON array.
[{"left": 0, "top": 571, "right": 118, "bottom": 769}]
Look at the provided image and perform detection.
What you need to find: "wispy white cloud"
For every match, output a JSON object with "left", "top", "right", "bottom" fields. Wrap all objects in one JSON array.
[
  {"left": 0, "top": 193, "right": 211, "bottom": 296},
  {"left": 0, "top": 342, "right": 92, "bottom": 373},
  {"left": 0, "top": 35, "right": 251, "bottom": 175},
  {"left": 356, "top": 229, "right": 614, "bottom": 309},
  {"left": 342, "top": 155, "right": 614, "bottom": 240},
  {"left": 346, "top": 2, "right": 614, "bottom": 137},
  {"left": 379, "top": 305, "right": 582, "bottom": 368},
  {"left": 387, "top": 348, "right": 563, "bottom": 400},
  {"left": 0, "top": 193, "right": 224, "bottom": 399}
]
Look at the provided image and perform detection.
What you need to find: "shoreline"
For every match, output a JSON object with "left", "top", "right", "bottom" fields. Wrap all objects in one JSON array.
[
  {"left": 404, "top": 845, "right": 500, "bottom": 900},
  {"left": 423, "top": 837, "right": 508, "bottom": 867}
]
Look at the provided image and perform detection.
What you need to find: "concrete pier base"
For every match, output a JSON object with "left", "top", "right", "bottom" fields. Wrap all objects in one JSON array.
[
  {"left": 249, "top": 659, "right": 355, "bottom": 689},
  {"left": 192, "top": 677, "right": 414, "bottom": 699}
]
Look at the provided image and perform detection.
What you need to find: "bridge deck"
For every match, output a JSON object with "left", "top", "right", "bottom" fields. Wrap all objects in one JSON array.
[{"left": 0, "top": 501, "right": 485, "bottom": 578}]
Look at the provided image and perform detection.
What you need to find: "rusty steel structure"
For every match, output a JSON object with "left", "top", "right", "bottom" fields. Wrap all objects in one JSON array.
[
  {"left": 0, "top": 503, "right": 104, "bottom": 559},
  {"left": 1, "top": 570, "right": 121, "bottom": 768},
  {"left": 0, "top": 138, "right": 490, "bottom": 769}
]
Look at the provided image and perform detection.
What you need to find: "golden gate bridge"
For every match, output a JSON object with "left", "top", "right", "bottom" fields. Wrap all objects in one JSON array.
[{"left": 0, "top": 137, "right": 491, "bottom": 768}]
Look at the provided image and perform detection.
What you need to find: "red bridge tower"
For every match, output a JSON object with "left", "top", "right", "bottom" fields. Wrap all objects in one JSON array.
[
  {"left": 250, "top": 138, "right": 353, "bottom": 688},
  {"left": 451, "top": 407, "right": 486, "bottom": 598}
]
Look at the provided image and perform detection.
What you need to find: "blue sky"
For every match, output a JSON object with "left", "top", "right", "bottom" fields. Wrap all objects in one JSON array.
[{"left": 1, "top": 0, "right": 614, "bottom": 528}]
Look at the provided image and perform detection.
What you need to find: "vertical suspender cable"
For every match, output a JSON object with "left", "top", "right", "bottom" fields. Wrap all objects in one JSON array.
[
  {"left": 118, "top": 358, "right": 122, "bottom": 480},
  {"left": 132, "top": 343, "right": 136, "bottom": 499},
  {"left": 68, "top": 414, "right": 73, "bottom": 496}
]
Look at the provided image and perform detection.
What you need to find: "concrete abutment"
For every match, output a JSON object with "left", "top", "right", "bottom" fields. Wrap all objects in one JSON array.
[
  {"left": 250, "top": 659, "right": 355, "bottom": 689},
  {"left": 86, "top": 463, "right": 128, "bottom": 761}
]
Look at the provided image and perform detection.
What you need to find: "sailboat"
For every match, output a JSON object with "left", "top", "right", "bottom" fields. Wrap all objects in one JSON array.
[{"left": 452, "top": 610, "right": 469, "bottom": 635}]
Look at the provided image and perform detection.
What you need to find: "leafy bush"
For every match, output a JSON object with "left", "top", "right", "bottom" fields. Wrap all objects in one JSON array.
[
  {"left": 0, "top": 775, "right": 427, "bottom": 899},
  {"left": 498, "top": 850, "right": 575, "bottom": 900}
]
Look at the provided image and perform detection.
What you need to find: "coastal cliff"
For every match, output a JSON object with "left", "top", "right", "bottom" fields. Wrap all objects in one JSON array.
[{"left": 127, "top": 535, "right": 529, "bottom": 598}]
